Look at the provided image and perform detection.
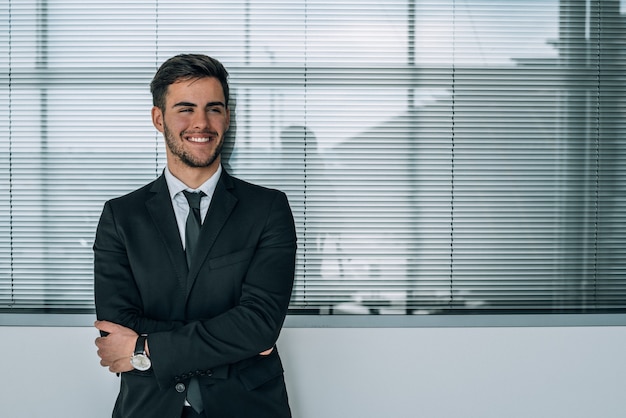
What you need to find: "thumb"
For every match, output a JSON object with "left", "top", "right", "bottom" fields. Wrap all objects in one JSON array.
[{"left": 94, "top": 320, "right": 120, "bottom": 334}]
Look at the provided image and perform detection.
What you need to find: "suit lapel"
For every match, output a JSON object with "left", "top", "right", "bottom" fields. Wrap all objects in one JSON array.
[
  {"left": 145, "top": 175, "right": 189, "bottom": 288},
  {"left": 186, "top": 172, "right": 237, "bottom": 294}
]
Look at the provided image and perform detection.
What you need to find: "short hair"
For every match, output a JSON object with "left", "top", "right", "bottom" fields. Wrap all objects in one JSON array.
[{"left": 150, "top": 54, "right": 230, "bottom": 110}]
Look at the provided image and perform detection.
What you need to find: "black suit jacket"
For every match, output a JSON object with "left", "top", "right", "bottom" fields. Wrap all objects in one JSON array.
[{"left": 94, "top": 170, "right": 297, "bottom": 418}]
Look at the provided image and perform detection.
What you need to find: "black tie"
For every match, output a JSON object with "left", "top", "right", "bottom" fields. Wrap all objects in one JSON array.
[
  {"left": 181, "top": 190, "right": 205, "bottom": 414},
  {"left": 183, "top": 190, "right": 205, "bottom": 268}
]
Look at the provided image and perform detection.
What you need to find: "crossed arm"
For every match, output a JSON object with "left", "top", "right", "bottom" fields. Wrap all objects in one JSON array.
[{"left": 94, "top": 320, "right": 273, "bottom": 374}]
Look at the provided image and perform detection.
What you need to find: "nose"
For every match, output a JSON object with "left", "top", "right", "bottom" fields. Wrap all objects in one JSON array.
[{"left": 191, "top": 111, "right": 210, "bottom": 130}]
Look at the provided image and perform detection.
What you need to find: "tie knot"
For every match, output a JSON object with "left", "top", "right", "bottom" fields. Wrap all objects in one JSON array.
[{"left": 183, "top": 190, "right": 205, "bottom": 210}]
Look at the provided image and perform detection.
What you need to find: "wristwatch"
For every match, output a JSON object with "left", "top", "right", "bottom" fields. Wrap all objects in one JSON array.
[{"left": 130, "top": 334, "right": 151, "bottom": 371}]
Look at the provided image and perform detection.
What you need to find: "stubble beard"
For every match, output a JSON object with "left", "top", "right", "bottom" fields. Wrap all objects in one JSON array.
[{"left": 164, "top": 123, "right": 224, "bottom": 168}]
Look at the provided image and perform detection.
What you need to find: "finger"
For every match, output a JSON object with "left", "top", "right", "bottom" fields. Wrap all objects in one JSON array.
[
  {"left": 260, "top": 347, "right": 274, "bottom": 356},
  {"left": 95, "top": 336, "right": 105, "bottom": 348},
  {"left": 94, "top": 320, "right": 118, "bottom": 333},
  {"left": 95, "top": 335, "right": 112, "bottom": 350}
]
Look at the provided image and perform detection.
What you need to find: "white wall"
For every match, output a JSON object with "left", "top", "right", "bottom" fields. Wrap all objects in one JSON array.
[{"left": 1, "top": 325, "right": 624, "bottom": 418}]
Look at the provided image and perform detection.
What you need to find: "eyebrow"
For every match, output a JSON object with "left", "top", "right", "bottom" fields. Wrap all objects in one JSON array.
[{"left": 173, "top": 101, "right": 226, "bottom": 108}]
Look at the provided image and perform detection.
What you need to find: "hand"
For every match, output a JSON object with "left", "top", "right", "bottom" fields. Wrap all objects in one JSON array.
[
  {"left": 94, "top": 320, "right": 138, "bottom": 374},
  {"left": 260, "top": 347, "right": 274, "bottom": 356}
]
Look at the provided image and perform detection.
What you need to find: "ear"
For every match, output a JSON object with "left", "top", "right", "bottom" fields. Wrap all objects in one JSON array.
[{"left": 151, "top": 106, "right": 164, "bottom": 133}]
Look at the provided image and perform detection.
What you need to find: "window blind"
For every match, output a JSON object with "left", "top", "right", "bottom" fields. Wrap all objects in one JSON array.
[{"left": 2, "top": 0, "right": 625, "bottom": 316}]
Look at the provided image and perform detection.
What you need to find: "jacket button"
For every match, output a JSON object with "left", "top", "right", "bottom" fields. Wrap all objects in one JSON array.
[{"left": 175, "top": 383, "right": 186, "bottom": 393}]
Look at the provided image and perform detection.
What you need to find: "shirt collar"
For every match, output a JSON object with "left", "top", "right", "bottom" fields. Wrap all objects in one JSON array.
[{"left": 164, "top": 164, "right": 222, "bottom": 201}]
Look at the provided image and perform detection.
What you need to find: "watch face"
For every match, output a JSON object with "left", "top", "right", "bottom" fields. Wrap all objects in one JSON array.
[{"left": 131, "top": 354, "right": 151, "bottom": 371}]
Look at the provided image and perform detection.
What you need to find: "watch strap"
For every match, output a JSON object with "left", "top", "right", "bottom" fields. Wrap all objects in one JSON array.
[{"left": 134, "top": 334, "right": 148, "bottom": 356}]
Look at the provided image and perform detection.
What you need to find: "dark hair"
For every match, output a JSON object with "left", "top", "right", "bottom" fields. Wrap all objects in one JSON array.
[{"left": 150, "top": 54, "right": 230, "bottom": 110}]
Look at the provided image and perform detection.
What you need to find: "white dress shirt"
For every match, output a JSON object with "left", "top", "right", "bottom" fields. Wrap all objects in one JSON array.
[{"left": 163, "top": 164, "right": 222, "bottom": 249}]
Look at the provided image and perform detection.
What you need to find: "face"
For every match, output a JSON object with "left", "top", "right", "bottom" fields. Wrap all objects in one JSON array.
[{"left": 152, "top": 77, "right": 230, "bottom": 175}]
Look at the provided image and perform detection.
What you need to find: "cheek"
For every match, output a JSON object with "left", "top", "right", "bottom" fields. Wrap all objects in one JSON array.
[
  {"left": 165, "top": 116, "right": 188, "bottom": 133},
  {"left": 212, "top": 118, "right": 229, "bottom": 133}
]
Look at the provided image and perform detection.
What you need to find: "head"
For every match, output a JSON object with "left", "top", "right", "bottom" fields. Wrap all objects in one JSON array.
[
  {"left": 150, "top": 54, "right": 230, "bottom": 112},
  {"left": 150, "top": 54, "right": 231, "bottom": 183}
]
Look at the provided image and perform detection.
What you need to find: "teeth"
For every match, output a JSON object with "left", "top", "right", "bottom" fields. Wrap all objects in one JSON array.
[{"left": 188, "top": 137, "right": 210, "bottom": 143}]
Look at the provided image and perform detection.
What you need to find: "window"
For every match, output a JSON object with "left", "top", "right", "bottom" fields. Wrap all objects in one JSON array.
[{"left": 2, "top": 0, "right": 626, "bottom": 319}]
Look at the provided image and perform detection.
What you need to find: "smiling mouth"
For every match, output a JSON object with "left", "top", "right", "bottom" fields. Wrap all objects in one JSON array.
[{"left": 187, "top": 136, "right": 212, "bottom": 143}]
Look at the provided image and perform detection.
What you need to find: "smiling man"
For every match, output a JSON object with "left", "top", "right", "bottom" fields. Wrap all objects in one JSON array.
[{"left": 93, "top": 54, "right": 297, "bottom": 418}]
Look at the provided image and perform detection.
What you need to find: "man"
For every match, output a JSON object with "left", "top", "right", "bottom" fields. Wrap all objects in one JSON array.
[{"left": 94, "top": 54, "right": 297, "bottom": 418}]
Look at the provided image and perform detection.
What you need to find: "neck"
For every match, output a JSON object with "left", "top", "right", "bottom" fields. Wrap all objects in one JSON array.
[{"left": 167, "top": 157, "right": 221, "bottom": 189}]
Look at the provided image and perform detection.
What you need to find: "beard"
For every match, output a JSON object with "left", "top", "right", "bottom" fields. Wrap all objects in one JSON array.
[{"left": 163, "top": 123, "right": 224, "bottom": 168}]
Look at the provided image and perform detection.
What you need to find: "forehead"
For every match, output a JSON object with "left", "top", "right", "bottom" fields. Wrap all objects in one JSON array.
[{"left": 165, "top": 77, "right": 225, "bottom": 104}]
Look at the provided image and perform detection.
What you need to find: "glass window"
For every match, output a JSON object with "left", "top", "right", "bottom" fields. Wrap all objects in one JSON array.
[{"left": 2, "top": 0, "right": 626, "bottom": 317}]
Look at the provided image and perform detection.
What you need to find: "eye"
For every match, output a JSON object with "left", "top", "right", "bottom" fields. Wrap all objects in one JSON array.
[{"left": 208, "top": 107, "right": 223, "bottom": 114}]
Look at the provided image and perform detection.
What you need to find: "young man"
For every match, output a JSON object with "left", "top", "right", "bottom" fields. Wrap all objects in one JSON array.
[{"left": 94, "top": 54, "right": 296, "bottom": 418}]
